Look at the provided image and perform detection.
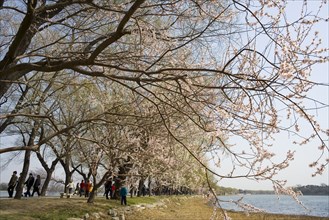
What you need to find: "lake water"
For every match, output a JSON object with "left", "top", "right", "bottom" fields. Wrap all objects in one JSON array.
[
  {"left": 218, "top": 194, "right": 329, "bottom": 217},
  {"left": 0, "top": 190, "right": 63, "bottom": 197}
]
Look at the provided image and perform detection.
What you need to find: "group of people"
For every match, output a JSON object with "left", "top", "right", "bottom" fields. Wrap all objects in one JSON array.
[
  {"left": 8, "top": 171, "right": 127, "bottom": 205},
  {"left": 76, "top": 179, "right": 93, "bottom": 197},
  {"left": 104, "top": 179, "right": 115, "bottom": 199},
  {"left": 7, "top": 171, "right": 41, "bottom": 198},
  {"left": 104, "top": 179, "right": 128, "bottom": 205}
]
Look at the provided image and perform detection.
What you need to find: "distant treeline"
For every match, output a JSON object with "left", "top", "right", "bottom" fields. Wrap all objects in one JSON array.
[
  {"left": 238, "top": 189, "right": 274, "bottom": 195},
  {"left": 216, "top": 186, "right": 239, "bottom": 195},
  {"left": 293, "top": 184, "right": 329, "bottom": 195},
  {"left": 216, "top": 186, "right": 274, "bottom": 195},
  {"left": 217, "top": 184, "right": 329, "bottom": 196}
]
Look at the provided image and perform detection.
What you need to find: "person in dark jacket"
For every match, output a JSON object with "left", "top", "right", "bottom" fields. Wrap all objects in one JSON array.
[
  {"left": 7, "top": 171, "right": 18, "bottom": 198},
  {"left": 24, "top": 173, "right": 35, "bottom": 197},
  {"left": 104, "top": 179, "right": 112, "bottom": 199},
  {"left": 79, "top": 180, "right": 85, "bottom": 197},
  {"left": 120, "top": 185, "right": 128, "bottom": 205},
  {"left": 74, "top": 182, "right": 80, "bottom": 195},
  {"left": 32, "top": 175, "right": 41, "bottom": 196}
]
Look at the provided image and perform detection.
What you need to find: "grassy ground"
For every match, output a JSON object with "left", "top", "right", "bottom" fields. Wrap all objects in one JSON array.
[
  {"left": 0, "top": 195, "right": 328, "bottom": 220},
  {"left": 0, "top": 195, "right": 153, "bottom": 220}
]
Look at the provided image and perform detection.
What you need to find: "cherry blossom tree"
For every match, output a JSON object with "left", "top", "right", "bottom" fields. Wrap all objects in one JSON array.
[{"left": 0, "top": 0, "right": 328, "bottom": 210}]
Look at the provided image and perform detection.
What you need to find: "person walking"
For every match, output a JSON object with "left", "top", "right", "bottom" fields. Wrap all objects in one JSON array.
[
  {"left": 32, "top": 175, "right": 41, "bottom": 196},
  {"left": 104, "top": 179, "right": 112, "bottom": 199},
  {"left": 67, "top": 180, "right": 74, "bottom": 194},
  {"left": 79, "top": 180, "right": 85, "bottom": 197},
  {"left": 7, "top": 171, "right": 18, "bottom": 198},
  {"left": 24, "top": 173, "right": 35, "bottom": 197},
  {"left": 142, "top": 185, "right": 146, "bottom": 197},
  {"left": 74, "top": 182, "right": 80, "bottom": 195},
  {"left": 111, "top": 184, "right": 116, "bottom": 199},
  {"left": 85, "top": 180, "right": 92, "bottom": 197},
  {"left": 120, "top": 185, "right": 128, "bottom": 205}
]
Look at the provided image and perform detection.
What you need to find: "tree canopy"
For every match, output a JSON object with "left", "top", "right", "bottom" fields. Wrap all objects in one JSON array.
[{"left": 0, "top": 0, "right": 328, "bottom": 205}]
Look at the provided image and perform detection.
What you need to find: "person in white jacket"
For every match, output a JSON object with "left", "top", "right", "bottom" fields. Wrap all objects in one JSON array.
[{"left": 67, "top": 180, "right": 74, "bottom": 194}]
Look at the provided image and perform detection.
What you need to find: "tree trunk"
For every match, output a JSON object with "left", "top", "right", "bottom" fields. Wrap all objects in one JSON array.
[
  {"left": 40, "top": 168, "right": 55, "bottom": 196},
  {"left": 64, "top": 172, "right": 72, "bottom": 193},
  {"left": 86, "top": 171, "right": 110, "bottom": 203},
  {"left": 36, "top": 150, "right": 59, "bottom": 196},
  {"left": 60, "top": 156, "right": 73, "bottom": 193},
  {"left": 14, "top": 150, "right": 31, "bottom": 199},
  {"left": 87, "top": 189, "right": 96, "bottom": 203},
  {"left": 113, "top": 166, "right": 128, "bottom": 200},
  {"left": 137, "top": 177, "right": 144, "bottom": 197},
  {"left": 113, "top": 177, "right": 121, "bottom": 200}
]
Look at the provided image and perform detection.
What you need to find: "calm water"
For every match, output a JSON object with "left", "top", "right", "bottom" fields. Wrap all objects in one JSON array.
[
  {"left": 0, "top": 190, "right": 62, "bottom": 197},
  {"left": 218, "top": 194, "right": 329, "bottom": 217}
]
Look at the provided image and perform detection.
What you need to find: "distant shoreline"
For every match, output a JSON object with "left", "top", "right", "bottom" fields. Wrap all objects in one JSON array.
[{"left": 217, "top": 184, "right": 329, "bottom": 196}]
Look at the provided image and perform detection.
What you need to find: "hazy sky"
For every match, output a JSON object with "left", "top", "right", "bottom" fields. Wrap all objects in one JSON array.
[
  {"left": 215, "top": 1, "right": 329, "bottom": 190},
  {"left": 0, "top": 1, "right": 328, "bottom": 190}
]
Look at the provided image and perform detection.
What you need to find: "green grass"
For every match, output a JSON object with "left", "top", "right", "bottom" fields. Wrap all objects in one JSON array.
[
  {"left": 126, "top": 195, "right": 160, "bottom": 205},
  {"left": 0, "top": 196, "right": 114, "bottom": 220},
  {"left": 0, "top": 196, "right": 164, "bottom": 220}
]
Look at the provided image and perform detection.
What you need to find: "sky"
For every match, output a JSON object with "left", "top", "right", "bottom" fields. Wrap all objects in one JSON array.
[
  {"left": 212, "top": 64, "right": 329, "bottom": 190},
  {"left": 0, "top": 1, "right": 328, "bottom": 191},
  {"left": 213, "top": 1, "right": 329, "bottom": 190}
]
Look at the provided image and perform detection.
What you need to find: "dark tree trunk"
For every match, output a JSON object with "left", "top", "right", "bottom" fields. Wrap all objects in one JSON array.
[
  {"left": 87, "top": 172, "right": 110, "bottom": 203},
  {"left": 87, "top": 190, "right": 96, "bottom": 203},
  {"left": 59, "top": 156, "right": 73, "bottom": 193},
  {"left": 36, "top": 150, "right": 60, "bottom": 196},
  {"left": 113, "top": 165, "right": 129, "bottom": 200},
  {"left": 14, "top": 125, "right": 38, "bottom": 199},
  {"left": 0, "top": 1, "right": 67, "bottom": 99},
  {"left": 59, "top": 142, "right": 74, "bottom": 193},
  {"left": 63, "top": 169, "right": 72, "bottom": 193},
  {"left": 40, "top": 167, "right": 56, "bottom": 196},
  {"left": 14, "top": 150, "right": 31, "bottom": 199},
  {"left": 137, "top": 177, "right": 144, "bottom": 197},
  {"left": 87, "top": 174, "right": 97, "bottom": 203}
]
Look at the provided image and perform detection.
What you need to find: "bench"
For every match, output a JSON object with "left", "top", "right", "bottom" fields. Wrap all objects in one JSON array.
[{"left": 60, "top": 193, "right": 73, "bottom": 198}]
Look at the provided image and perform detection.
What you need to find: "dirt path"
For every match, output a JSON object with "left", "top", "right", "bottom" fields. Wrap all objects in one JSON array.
[{"left": 125, "top": 196, "right": 216, "bottom": 220}]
